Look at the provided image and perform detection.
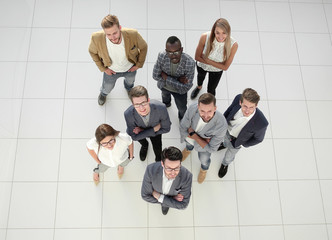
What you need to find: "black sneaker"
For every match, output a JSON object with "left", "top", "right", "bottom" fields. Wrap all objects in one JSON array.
[
  {"left": 218, "top": 164, "right": 228, "bottom": 178},
  {"left": 217, "top": 142, "right": 226, "bottom": 151},
  {"left": 139, "top": 143, "right": 149, "bottom": 161},
  {"left": 98, "top": 93, "right": 106, "bottom": 106},
  {"left": 162, "top": 206, "right": 169, "bottom": 215},
  {"left": 164, "top": 102, "right": 171, "bottom": 108},
  {"left": 190, "top": 87, "right": 201, "bottom": 99}
]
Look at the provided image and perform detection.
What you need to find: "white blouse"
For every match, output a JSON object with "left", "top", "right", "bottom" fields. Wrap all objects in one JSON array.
[
  {"left": 197, "top": 33, "right": 236, "bottom": 72},
  {"left": 87, "top": 133, "right": 132, "bottom": 167}
]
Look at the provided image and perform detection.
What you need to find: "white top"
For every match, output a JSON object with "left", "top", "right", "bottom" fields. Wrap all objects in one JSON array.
[
  {"left": 186, "top": 117, "right": 208, "bottom": 145},
  {"left": 228, "top": 109, "right": 256, "bottom": 138},
  {"left": 106, "top": 36, "right": 133, "bottom": 72},
  {"left": 158, "top": 168, "right": 175, "bottom": 203},
  {"left": 197, "top": 33, "right": 236, "bottom": 72},
  {"left": 86, "top": 133, "right": 132, "bottom": 167}
]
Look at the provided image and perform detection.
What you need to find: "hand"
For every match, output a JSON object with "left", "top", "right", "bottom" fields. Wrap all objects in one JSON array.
[
  {"left": 178, "top": 76, "right": 188, "bottom": 84},
  {"left": 152, "top": 190, "right": 161, "bottom": 200},
  {"left": 105, "top": 68, "right": 116, "bottom": 75},
  {"left": 161, "top": 71, "right": 168, "bottom": 80},
  {"left": 173, "top": 193, "right": 184, "bottom": 202},
  {"left": 153, "top": 123, "right": 161, "bottom": 132},
  {"left": 204, "top": 138, "right": 211, "bottom": 143},
  {"left": 128, "top": 66, "right": 138, "bottom": 72},
  {"left": 188, "top": 127, "right": 194, "bottom": 133},
  {"left": 133, "top": 127, "right": 143, "bottom": 134}
]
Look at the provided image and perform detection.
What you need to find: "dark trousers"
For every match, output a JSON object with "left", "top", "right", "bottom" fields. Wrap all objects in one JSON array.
[
  {"left": 138, "top": 134, "right": 162, "bottom": 161},
  {"left": 197, "top": 64, "right": 223, "bottom": 96},
  {"left": 161, "top": 88, "right": 187, "bottom": 120}
]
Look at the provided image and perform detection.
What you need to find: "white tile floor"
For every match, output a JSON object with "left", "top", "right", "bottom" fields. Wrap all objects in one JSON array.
[{"left": 0, "top": 0, "right": 332, "bottom": 239}]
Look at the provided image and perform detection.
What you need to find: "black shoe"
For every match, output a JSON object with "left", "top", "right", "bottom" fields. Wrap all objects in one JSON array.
[
  {"left": 162, "top": 206, "right": 169, "bottom": 215},
  {"left": 218, "top": 164, "right": 228, "bottom": 178},
  {"left": 217, "top": 142, "right": 226, "bottom": 151},
  {"left": 190, "top": 87, "right": 201, "bottom": 99},
  {"left": 139, "top": 143, "right": 149, "bottom": 161},
  {"left": 98, "top": 93, "right": 106, "bottom": 106},
  {"left": 164, "top": 102, "right": 171, "bottom": 108},
  {"left": 155, "top": 155, "right": 161, "bottom": 162}
]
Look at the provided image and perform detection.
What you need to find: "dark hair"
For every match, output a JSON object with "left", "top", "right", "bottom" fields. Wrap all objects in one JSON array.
[
  {"left": 95, "top": 124, "right": 120, "bottom": 152},
  {"left": 198, "top": 93, "right": 216, "bottom": 106},
  {"left": 166, "top": 36, "right": 181, "bottom": 46},
  {"left": 240, "top": 88, "right": 260, "bottom": 105},
  {"left": 161, "top": 146, "right": 183, "bottom": 163},
  {"left": 128, "top": 85, "right": 149, "bottom": 102},
  {"left": 101, "top": 14, "right": 120, "bottom": 29}
]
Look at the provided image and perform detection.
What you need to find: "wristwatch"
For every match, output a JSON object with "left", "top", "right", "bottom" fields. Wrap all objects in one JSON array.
[
  {"left": 189, "top": 131, "right": 196, "bottom": 136},
  {"left": 129, "top": 156, "right": 134, "bottom": 160}
]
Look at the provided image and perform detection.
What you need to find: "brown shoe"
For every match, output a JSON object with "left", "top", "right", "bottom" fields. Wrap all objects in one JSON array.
[
  {"left": 181, "top": 148, "right": 191, "bottom": 161},
  {"left": 117, "top": 166, "right": 124, "bottom": 179},
  {"left": 93, "top": 172, "right": 100, "bottom": 185},
  {"left": 198, "top": 168, "right": 207, "bottom": 184}
]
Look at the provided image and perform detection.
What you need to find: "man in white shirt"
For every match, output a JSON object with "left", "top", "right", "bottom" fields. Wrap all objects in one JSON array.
[
  {"left": 179, "top": 93, "right": 227, "bottom": 183},
  {"left": 141, "top": 146, "right": 192, "bottom": 215},
  {"left": 89, "top": 14, "right": 147, "bottom": 105},
  {"left": 218, "top": 88, "right": 269, "bottom": 178}
]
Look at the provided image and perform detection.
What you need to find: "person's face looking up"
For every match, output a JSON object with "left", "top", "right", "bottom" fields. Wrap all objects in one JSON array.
[{"left": 165, "top": 41, "right": 183, "bottom": 64}]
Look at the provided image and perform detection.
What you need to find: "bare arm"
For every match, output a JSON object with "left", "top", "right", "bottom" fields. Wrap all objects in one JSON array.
[
  {"left": 195, "top": 33, "right": 208, "bottom": 64},
  {"left": 87, "top": 147, "right": 101, "bottom": 164},
  {"left": 128, "top": 142, "right": 134, "bottom": 159}
]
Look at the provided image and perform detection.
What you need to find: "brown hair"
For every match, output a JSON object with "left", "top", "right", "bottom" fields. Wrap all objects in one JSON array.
[
  {"left": 101, "top": 14, "right": 120, "bottom": 29},
  {"left": 95, "top": 124, "right": 120, "bottom": 153},
  {"left": 240, "top": 88, "right": 260, "bottom": 105},
  {"left": 198, "top": 93, "right": 216, "bottom": 106},
  {"left": 128, "top": 85, "right": 149, "bottom": 102},
  {"left": 204, "top": 18, "right": 231, "bottom": 63}
]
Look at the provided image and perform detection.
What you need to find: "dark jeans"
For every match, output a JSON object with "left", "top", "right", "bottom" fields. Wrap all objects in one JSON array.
[
  {"left": 138, "top": 134, "right": 162, "bottom": 161},
  {"left": 196, "top": 64, "right": 223, "bottom": 96},
  {"left": 161, "top": 88, "right": 187, "bottom": 120}
]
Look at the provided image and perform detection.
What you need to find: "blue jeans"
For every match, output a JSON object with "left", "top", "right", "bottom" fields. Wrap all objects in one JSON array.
[
  {"left": 100, "top": 70, "right": 137, "bottom": 96},
  {"left": 161, "top": 89, "right": 187, "bottom": 120},
  {"left": 186, "top": 142, "right": 211, "bottom": 170}
]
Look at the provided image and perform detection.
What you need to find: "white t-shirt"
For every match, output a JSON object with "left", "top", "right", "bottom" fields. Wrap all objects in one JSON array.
[
  {"left": 197, "top": 33, "right": 236, "bottom": 72},
  {"left": 228, "top": 109, "right": 256, "bottom": 138},
  {"left": 106, "top": 36, "right": 133, "bottom": 72},
  {"left": 186, "top": 117, "right": 208, "bottom": 145},
  {"left": 86, "top": 133, "right": 132, "bottom": 167}
]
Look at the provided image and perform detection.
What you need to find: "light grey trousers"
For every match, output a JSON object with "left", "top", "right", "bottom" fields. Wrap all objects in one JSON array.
[
  {"left": 222, "top": 131, "right": 241, "bottom": 166},
  {"left": 93, "top": 158, "right": 131, "bottom": 173}
]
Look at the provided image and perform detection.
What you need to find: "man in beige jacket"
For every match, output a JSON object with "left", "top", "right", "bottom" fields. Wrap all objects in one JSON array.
[{"left": 89, "top": 14, "right": 147, "bottom": 105}]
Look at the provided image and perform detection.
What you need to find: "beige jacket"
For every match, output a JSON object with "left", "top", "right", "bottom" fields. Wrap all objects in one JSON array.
[{"left": 88, "top": 28, "right": 148, "bottom": 72}]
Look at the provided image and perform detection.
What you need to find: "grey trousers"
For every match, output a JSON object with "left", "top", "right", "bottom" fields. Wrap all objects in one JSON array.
[
  {"left": 93, "top": 158, "right": 131, "bottom": 173},
  {"left": 221, "top": 131, "right": 241, "bottom": 166}
]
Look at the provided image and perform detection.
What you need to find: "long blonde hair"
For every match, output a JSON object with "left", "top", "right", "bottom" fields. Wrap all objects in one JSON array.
[{"left": 204, "top": 18, "right": 231, "bottom": 63}]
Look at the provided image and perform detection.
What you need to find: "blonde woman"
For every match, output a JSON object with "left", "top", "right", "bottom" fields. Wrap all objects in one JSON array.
[
  {"left": 191, "top": 18, "right": 238, "bottom": 99},
  {"left": 87, "top": 124, "right": 134, "bottom": 184}
]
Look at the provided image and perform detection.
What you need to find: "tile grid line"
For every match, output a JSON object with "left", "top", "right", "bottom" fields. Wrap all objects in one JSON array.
[
  {"left": 3, "top": 0, "right": 37, "bottom": 238},
  {"left": 251, "top": 1, "right": 287, "bottom": 240},
  {"left": 180, "top": 0, "right": 199, "bottom": 238},
  {"left": 52, "top": 0, "right": 75, "bottom": 240},
  {"left": 289, "top": 1, "right": 331, "bottom": 239}
]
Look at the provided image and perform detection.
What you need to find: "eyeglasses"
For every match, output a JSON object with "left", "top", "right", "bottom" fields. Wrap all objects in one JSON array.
[
  {"left": 164, "top": 166, "right": 181, "bottom": 173},
  {"left": 133, "top": 101, "right": 148, "bottom": 108},
  {"left": 100, "top": 138, "right": 115, "bottom": 147},
  {"left": 166, "top": 50, "right": 182, "bottom": 56}
]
